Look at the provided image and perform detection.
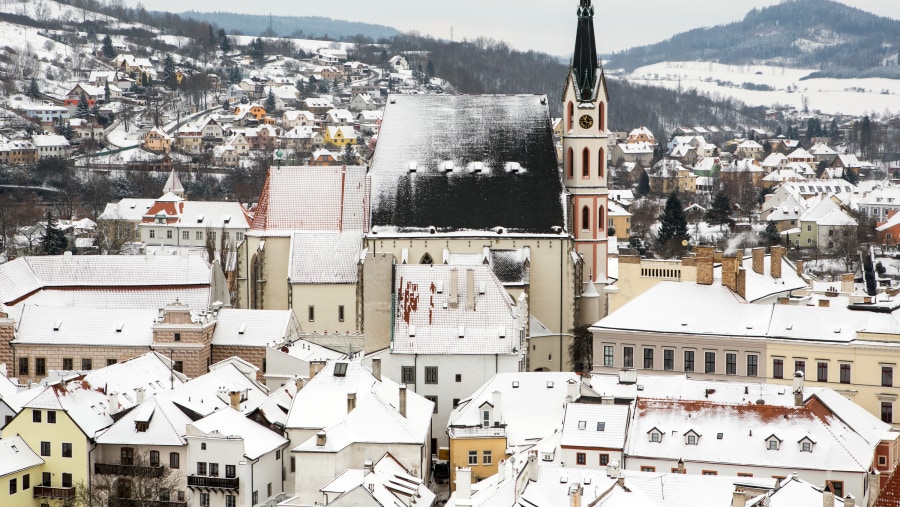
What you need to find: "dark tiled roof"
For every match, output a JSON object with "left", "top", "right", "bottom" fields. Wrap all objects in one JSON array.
[
  {"left": 490, "top": 249, "right": 530, "bottom": 284},
  {"left": 369, "top": 95, "right": 564, "bottom": 234}
]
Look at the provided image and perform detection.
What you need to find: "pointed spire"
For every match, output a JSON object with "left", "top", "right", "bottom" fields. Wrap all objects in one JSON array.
[
  {"left": 572, "top": 0, "right": 599, "bottom": 101},
  {"left": 162, "top": 169, "right": 185, "bottom": 198}
]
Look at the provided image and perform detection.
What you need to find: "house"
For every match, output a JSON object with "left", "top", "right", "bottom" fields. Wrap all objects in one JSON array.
[
  {"left": 282, "top": 110, "right": 316, "bottom": 129},
  {"left": 324, "top": 108, "right": 354, "bottom": 126},
  {"left": 210, "top": 309, "right": 303, "bottom": 381},
  {"left": 174, "top": 123, "right": 203, "bottom": 152},
  {"left": 67, "top": 118, "right": 104, "bottom": 141},
  {"left": 607, "top": 200, "right": 632, "bottom": 240},
  {"left": 735, "top": 140, "right": 764, "bottom": 160},
  {"left": 283, "top": 360, "right": 433, "bottom": 502},
  {"left": 244, "top": 125, "right": 278, "bottom": 151},
  {"left": 388, "top": 55, "right": 409, "bottom": 72},
  {"left": 446, "top": 372, "right": 580, "bottom": 488},
  {"left": 648, "top": 160, "right": 696, "bottom": 194},
  {"left": 30, "top": 134, "right": 71, "bottom": 159},
  {"left": 721, "top": 158, "right": 764, "bottom": 188},
  {"left": 349, "top": 93, "right": 377, "bottom": 112},
  {"left": 143, "top": 127, "right": 172, "bottom": 153},
  {"left": 226, "top": 134, "right": 250, "bottom": 156},
  {"left": 611, "top": 142, "right": 653, "bottom": 165},
  {"left": 63, "top": 83, "right": 105, "bottom": 108},
  {"left": 314, "top": 452, "right": 435, "bottom": 506},
  {"left": 281, "top": 126, "right": 318, "bottom": 152},
  {"left": 0, "top": 139, "right": 38, "bottom": 165},
  {"left": 626, "top": 126, "right": 656, "bottom": 145},
  {"left": 796, "top": 196, "right": 856, "bottom": 249},
  {"left": 558, "top": 402, "right": 630, "bottom": 470},
  {"left": 185, "top": 407, "right": 289, "bottom": 507},
  {"left": 857, "top": 184, "right": 900, "bottom": 220},
  {"left": 139, "top": 192, "right": 252, "bottom": 254},
  {"left": 368, "top": 264, "right": 528, "bottom": 449},
  {"left": 0, "top": 435, "right": 44, "bottom": 506},
  {"left": 302, "top": 98, "right": 334, "bottom": 115},
  {"left": 199, "top": 117, "right": 225, "bottom": 143},
  {"left": 323, "top": 126, "right": 357, "bottom": 147}
]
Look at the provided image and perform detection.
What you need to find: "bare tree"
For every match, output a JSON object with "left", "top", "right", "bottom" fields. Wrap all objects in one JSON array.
[
  {"left": 831, "top": 227, "right": 859, "bottom": 273},
  {"left": 74, "top": 451, "right": 187, "bottom": 507}
]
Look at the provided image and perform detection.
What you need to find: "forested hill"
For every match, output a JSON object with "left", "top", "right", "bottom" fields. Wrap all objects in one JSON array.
[
  {"left": 606, "top": 0, "right": 900, "bottom": 77},
  {"left": 391, "top": 35, "right": 768, "bottom": 138},
  {"left": 181, "top": 11, "right": 400, "bottom": 41}
]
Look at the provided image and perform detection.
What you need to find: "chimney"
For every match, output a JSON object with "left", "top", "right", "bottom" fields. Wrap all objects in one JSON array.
[
  {"left": 696, "top": 246, "right": 714, "bottom": 259},
  {"left": 736, "top": 268, "right": 747, "bottom": 300},
  {"left": 617, "top": 476, "right": 626, "bottom": 488},
  {"left": 229, "top": 390, "right": 241, "bottom": 411},
  {"left": 135, "top": 387, "right": 146, "bottom": 405},
  {"left": 569, "top": 484, "right": 582, "bottom": 507},
  {"left": 294, "top": 377, "right": 306, "bottom": 392},
  {"left": 606, "top": 460, "right": 620, "bottom": 478},
  {"left": 455, "top": 468, "right": 472, "bottom": 501},
  {"left": 732, "top": 487, "right": 747, "bottom": 507},
  {"left": 347, "top": 392, "right": 356, "bottom": 413},
  {"left": 841, "top": 273, "right": 855, "bottom": 294},
  {"left": 363, "top": 459, "right": 374, "bottom": 474},
  {"left": 722, "top": 255, "right": 739, "bottom": 293},
  {"left": 399, "top": 384, "right": 407, "bottom": 417},
  {"left": 372, "top": 357, "right": 382, "bottom": 381},
  {"left": 818, "top": 299, "right": 830, "bottom": 308},
  {"left": 527, "top": 451, "right": 540, "bottom": 481},
  {"left": 566, "top": 378, "right": 579, "bottom": 402},
  {"left": 793, "top": 371, "right": 805, "bottom": 407},
  {"left": 316, "top": 431, "right": 326, "bottom": 446},
  {"left": 309, "top": 360, "right": 325, "bottom": 379},
  {"left": 450, "top": 268, "right": 459, "bottom": 309},
  {"left": 823, "top": 483, "right": 834, "bottom": 507},
  {"left": 491, "top": 390, "right": 502, "bottom": 425},
  {"left": 109, "top": 392, "right": 120, "bottom": 416},
  {"left": 796, "top": 260, "right": 804, "bottom": 277},
  {"left": 696, "top": 256, "right": 713, "bottom": 285},
  {"left": 771, "top": 246, "right": 784, "bottom": 279},
  {"left": 676, "top": 458, "right": 685, "bottom": 474},
  {"left": 752, "top": 247, "right": 765, "bottom": 275},
  {"left": 466, "top": 268, "right": 475, "bottom": 311}
]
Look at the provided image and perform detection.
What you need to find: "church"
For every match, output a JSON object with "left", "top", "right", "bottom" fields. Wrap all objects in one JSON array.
[{"left": 237, "top": 0, "right": 611, "bottom": 372}]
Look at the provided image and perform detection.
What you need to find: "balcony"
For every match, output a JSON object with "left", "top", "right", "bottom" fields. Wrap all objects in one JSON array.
[
  {"left": 187, "top": 475, "right": 239, "bottom": 490},
  {"left": 448, "top": 425, "right": 507, "bottom": 439},
  {"left": 114, "top": 499, "right": 187, "bottom": 507},
  {"left": 34, "top": 486, "right": 76, "bottom": 499},
  {"left": 95, "top": 462, "right": 165, "bottom": 477}
]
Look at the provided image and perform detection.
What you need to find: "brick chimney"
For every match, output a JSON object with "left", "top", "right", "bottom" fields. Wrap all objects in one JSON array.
[
  {"left": 399, "top": 384, "right": 407, "bottom": 417},
  {"left": 347, "top": 392, "right": 356, "bottom": 413},
  {"left": 309, "top": 360, "right": 325, "bottom": 379},
  {"left": 696, "top": 246, "right": 714, "bottom": 259},
  {"left": 751, "top": 248, "right": 765, "bottom": 275},
  {"left": 295, "top": 377, "right": 306, "bottom": 391},
  {"left": 732, "top": 487, "right": 747, "bottom": 507},
  {"left": 793, "top": 371, "right": 805, "bottom": 407},
  {"left": 316, "top": 431, "right": 326, "bottom": 446},
  {"left": 135, "top": 387, "right": 146, "bottom": 405},
  {"left": 796, "top": 260, "right": 804, "bottom": 277},
  {"left": 229, "top": 390, "right": 241, "bottom": 411},
  {"left": 771, "top": 246, "right": 784, "bottom": 279},
  {"left": 736, "top": 268, "right": 747, "bottom": 300},
  {"left": 696, "top": 257, "right": 713, "bottom": 285},
  {"left": 818, "top": 299, "right": 830, "bottom": 308},
  {"left": 722, "top": 256, "right": 739, "bottom": 293},
  {"left": 569, "top": 484, "right": 582, "bottom": 507},
  {"left": 823, "top": 483, "right": 834, "bottom": 507},
  {"left": 841, "top": 273, "right": 855, "bottom": 294},
  {"left": 676, "top": 458, "right": 685, "bottom": 474},
  {"left": 372, "top": 357, "right": 382, "bottom": 381}
]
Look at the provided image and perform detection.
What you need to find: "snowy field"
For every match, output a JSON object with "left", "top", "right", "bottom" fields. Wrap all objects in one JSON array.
[{"left": 623, "top": 61, "right": 900, "bottom": 116}]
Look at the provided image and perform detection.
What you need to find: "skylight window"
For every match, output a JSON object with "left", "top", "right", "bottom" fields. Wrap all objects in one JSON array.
[
  {"left": 512, "top": 381, "right": 519, "bottom": 388},
  {"left": 597, "top": 422, "right": 605, "bottom": 431},
  {"left": 578, "top": 420, "right": 587, "bottom": 430},
  {"left": 334, "top": 362, "right": 348, "bottom": 377}
]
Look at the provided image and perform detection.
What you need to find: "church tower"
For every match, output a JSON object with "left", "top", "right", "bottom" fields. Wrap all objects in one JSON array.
[{"left": 562, "top": 0, "right": 609, "bottom": 284}]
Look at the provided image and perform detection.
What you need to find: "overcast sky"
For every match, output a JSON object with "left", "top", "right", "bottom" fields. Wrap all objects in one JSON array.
[{"left": 125, "top": 0, "right": 900, "bottom": 56}]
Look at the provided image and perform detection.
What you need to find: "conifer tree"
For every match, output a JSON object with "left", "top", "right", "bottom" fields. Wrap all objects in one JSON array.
[
  {"left": 40, "top": 212, "right": 69, "bottom": 255},
  {"left": 26, "top": 78, "right": 40, "bottom": 99},
  {"left": 101, "top": 34, "right": 115, "bottom": 59},
  {"left": 265, "top": 89, "right": 277, "bottom": 113},
  {"left": 656, "top": 191, "right": 689, "bottom": 257},
  {"left": 705, "top": 191, "right": 732, "bottom": 228},
  {"left": 637, "top": 170, "right": 650, "bottom": 196},
  {"left": 163, "top": 55, "right": 177, "bottom": 88},
  {"left": 75, "top": 94, "right": 91, "bottom": 119}
]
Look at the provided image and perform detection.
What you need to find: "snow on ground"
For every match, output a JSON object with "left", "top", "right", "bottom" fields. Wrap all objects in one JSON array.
[
  {"left": 622, "top": 61, "right": 900, "bottom": 116},
  {"left": 230, "top": 35, "right": 356, "bottom": 55}
]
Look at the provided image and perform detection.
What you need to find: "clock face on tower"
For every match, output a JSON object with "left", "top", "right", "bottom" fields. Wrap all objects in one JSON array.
[{"left": 579, "top": 114, "right": 593, "bottom": 129}]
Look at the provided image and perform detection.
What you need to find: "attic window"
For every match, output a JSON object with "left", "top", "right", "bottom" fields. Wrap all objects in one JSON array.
[
  {"left": 717, "top": 433, "right": 723, "bottom": 440},
  {"left": 512, "top": 381, "right": 520, "bottom": 388},
  {"left": 458, "top": 326, "right": 465, "bottom": 339},
  {"left": 766, "top": 436, "right": 781, "bottom": 451},
  {"left": 334, "top": 362, "right": 348, "bottom": 377},
  {"left": 408, "top": 161, "right": 417, "bottom": 173},
  {"left": 578, "top": 420, "right": 587, "bottom": 430},
  {"left": 436, "top": 282, "right": 444, "bottom": 294},
  {"left": 478, "top": 283, "right": 486, "bottom": 295},
  {"left": 468, "top": 161, "right": 484, "bottom": 173},
  {"left": 197, "top": 215, "right": 204, "bottom": 223},
  {"left": 224, "top": 215, "right": 231, "bottom": 223},
  {"left": 649, "top": 430, "right": 662, "bottom": 443},
  {"left": 53, "top": 320, "right": 62, "bottom": 331},
  {"left": 409, "top": 325, "right": 416, "bottom": 337},
  {"left": 546, "top": 381, "right": 554, "bottom": 389},
  {"left": 238, "top": 323, "right": 247, "bottom": 335},
  {"left": 799, "top": 437, "right": 815, "bottom": 452},
  {"left": 597, "top": 422, "right": 606, "bottom": 431},
  {"left": 685, "top": 431, "right": 700, "bottom": 445},
  {"left": 498, "top": 327, "right": 506, "bottom": 339},
  {"left": 440, "top": 161, "right": 455, "bottom": 173},
  {"left": 116, "top": 322, "right": 124, "bottom": 333},
  {"left": 504, "top": 162, "right": 523, "bottom": 173}
]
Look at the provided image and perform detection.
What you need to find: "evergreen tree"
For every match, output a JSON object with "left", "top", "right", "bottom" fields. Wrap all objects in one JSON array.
[
  {"left": 637, "top": 170, "right": 650, "bottom": 196},
  {"left": 218, "top": 29, "right": 231, "bottom": 53},
  {"left": 343, "top": 143, "right": 357, "bottom": 165},
  {"left": 163, "top": 55, "right": 177, "bottom": 87},
  {"left": 264, "top": 89, "right": 277, "bottom": 113},
  {"left": 101, "top": 34, "right": 115, "bottom": 59},
  {"left": 761, "top": 221, "right": 780, "bottom": 246},
  {"left": 26, "top": 78, "right": 40, "bottom": 99},
  {"left": 249, "top": 38, "right": 266, "bottom": 65},
  {"left": 75, "top": 94, "right": 91, "bottom": 119},
  {"left": 104, "top": 82, "right": 111, "bottom": 102},
  {"left": 426, "top": 59, "right": 435, "bottom": 79},
  {"left": 705, "top": 191, "right": 732, "bottom": 228},
  {"left": 656, "top": 191, "right": 689, "bottom": 257},
  {"left": 40, "top": 212, "right": 69, "bottom": 255}
]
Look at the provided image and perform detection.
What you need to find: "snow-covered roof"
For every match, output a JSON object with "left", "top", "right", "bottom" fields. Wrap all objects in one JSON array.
[
  {"left": 95, "top": 395, "right": 192, "bottom": 447},
  {"left": 627, "top": 397, "right": 874, "bottom": 473},
  {"left": 11, "top": 305, "right": 157, "bottom": 346},
  {"left": 391, "top": 265, "right": 521, "bottom": 355},
  {"left": 31, "top": 134, "right": 69, "bottom": 147},
  {"left": 0, "top": 435, "right": 43, "bottom": 476},
  {"left": 369, "top": 94, "right": 563, "bottom": 234},
  {"left": 24, "top": 378, "right": 115, "bottom": 438},
  {"left": 447, "top": 372, "right": 578, "bottom": 447},
  {"left": 190, "top": 407, "right": 287, "bottom": 459},
  {"left": 559, "top": 403, "right": 629, "bottom": 450},
  {"left": 750, "top": 475, "right": 850, "bottom": 507},
  {"left": 211, "top": 309, "right": 298, "bottom": 347},
  {"left": 167, "top": 363, "right": 267, "bottom": 418},
  {"left": 97, "top": 198, "right": 156, "bottom": 221},
  {"left": 320, "top": 452, "right": 435, "bottom": 506},
  {"left": 249, "top": 165, "right": 367, "bottom": 234},
  {"left": 288, "top": 231, "right": 362, "bottom": 284}
]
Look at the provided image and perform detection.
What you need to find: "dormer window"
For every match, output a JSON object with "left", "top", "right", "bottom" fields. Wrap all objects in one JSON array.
[
  {"left": 684, "top": 430, "right": 700, "bottom": 445},
  {"left": 765, "top": 435, "right": 782, "bottom": 450},
  {"left": 578, "top": 420, "right": 587, "bottom": 430},
  {"left": 798, "top": 436, "right": 815, "bottom": 452},
  {"left": 649, "top": 428, "right": 663, "bottom": 443}
]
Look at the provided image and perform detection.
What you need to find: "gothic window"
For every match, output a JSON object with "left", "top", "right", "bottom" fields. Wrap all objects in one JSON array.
[
  {"left": 598, "top": 206, "right": 605, "bottom": 231},
  {"left": 581, "top": 206, "right": 590, "bottom": 231},
  {"left": 421, "top": 253, "right": 434, "bottom": 265},
  {"left": 567, "top": 102, "right": 574, "bottom": 131},
  {"left": 598, "top": 102, "right": 605, "bottom": 131},
  {"left": 582, "top": 148, "right": 590, "bottom": 177},
  {"left": 598, "top": 148, "right": 605, "bottom": 178},
  {"left": 567, "top": 148, "right": 574, "bottom": 178}
]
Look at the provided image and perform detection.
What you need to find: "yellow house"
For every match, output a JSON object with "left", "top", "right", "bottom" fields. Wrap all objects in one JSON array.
[
  {"left": 0, "top": 436, "right": 44, "bottom": 507},
  {"left": 446, "top": 373, "right": 579, "bottom": 490},
  {"left": 323, "top": 126, "right": 357, "bottom": 147},
  {"left": 3, "top": 379, "right": 113, "bottom": 506},
  {"left": 607, "top": 201, "right": 632, "bottom": 241},
  {"left": 143, "top": 127, "right": 172, "bottom": 153}
]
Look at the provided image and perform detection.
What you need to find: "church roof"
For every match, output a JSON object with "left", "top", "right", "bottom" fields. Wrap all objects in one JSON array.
[
  {"left": 369, "top": 94, "right": 564, "bottom": 235},
  {"left": 572, "top": 0, "right": 599, "bottom": 101}
]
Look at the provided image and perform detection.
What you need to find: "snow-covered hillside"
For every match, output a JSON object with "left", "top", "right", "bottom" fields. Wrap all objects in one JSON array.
[{"left": 624, "top": 61, "right": 900, "bottom": 116}]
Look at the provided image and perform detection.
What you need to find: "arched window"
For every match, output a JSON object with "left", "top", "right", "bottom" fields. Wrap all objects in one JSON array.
[
  {"left": 567, "top": 102, "right": 574, "bottom": 131},
  {"left": 598, "top": 147, "right": 605, "bottom": 178},
  {"left": 581, "top": 206, "right": 590, "bottom": 231},
  {"left": 567, "top": 148, "right": 574, "bottom": 178},
  {"left": 421, "top": 253, "right": 434, "bottom": 265},
  {"left": 582, "top": 148, "right": 590, "bottom": 178},
  {"left": 598, "top": 206, "right": 605, "bottom": 231},
  {"left": 598, "top": 102, "right": 605, "bottom": 131}
]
